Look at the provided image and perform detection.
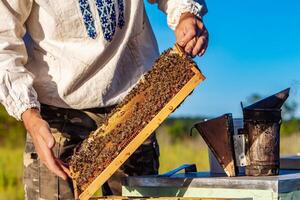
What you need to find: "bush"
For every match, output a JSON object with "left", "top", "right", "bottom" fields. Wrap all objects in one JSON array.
[
  {"left": 0, "top": 106, "right": 26, "bottom": 148},
  {"left": 163, "top": 117, "right": 205, "bottom": 142},
  {"left": 0, "top": 148, "right": 24, "bottom": 199},
  {"left": 281, "top": 118, "right": 300, "bottom": 136}
]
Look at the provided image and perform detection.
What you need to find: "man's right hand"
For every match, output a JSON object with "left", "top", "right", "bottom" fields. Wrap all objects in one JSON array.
[{"left": 22, "top": 108, "right": 67, "bottom": 180}]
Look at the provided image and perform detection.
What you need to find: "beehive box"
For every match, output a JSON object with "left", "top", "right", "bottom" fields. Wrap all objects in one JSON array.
[{"left": 68, "top": 46, "right": 205, "bottom": 199}]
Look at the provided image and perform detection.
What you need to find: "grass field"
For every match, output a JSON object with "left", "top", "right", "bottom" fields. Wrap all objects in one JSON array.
[
  {"left": 0, "top": 148, "right": 24, "bottom": 200},
  {"left": 0, "top": 134, "right": 208, "bottom": 200},
  {"left": 0, "top": 125, "right": 299, "bottom": 199},
  {"left": 157, "top": 127, "right": 209, "bottom": 173},
  {"left": 1, "top": 133, "right": 300, "bottom": 199}
]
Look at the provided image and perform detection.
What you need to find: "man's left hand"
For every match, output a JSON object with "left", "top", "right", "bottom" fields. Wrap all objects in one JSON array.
[{"left": 175, "top": 12, "right": 209, "bottom": 57}]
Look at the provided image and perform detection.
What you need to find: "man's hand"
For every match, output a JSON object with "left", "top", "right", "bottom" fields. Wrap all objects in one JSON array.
[
  {"left": 22, "top": 108, "right": 67, "bottom": 180},
  {"left": 175, "top": 12, "right": 209, "bottom": 57}
]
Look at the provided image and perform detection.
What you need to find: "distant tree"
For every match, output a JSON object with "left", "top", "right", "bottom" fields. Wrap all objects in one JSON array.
[
  {"left": 164, "top": 117, "right": 205, "bottom": 142},
  {"left": 168, "top": 120, "right": 186, "bottom": 141},
  {"left": 246, "top": 93, "right": 262, "bottom": 105},
  {"left": 0, "top": 106, "right": 26, "bottom": 147},
  {"left": 281, "top": 118, "right": 300, "bottom": 136},
  {"left": 282, "top": 101, "right": 298, "bottom": 120}
]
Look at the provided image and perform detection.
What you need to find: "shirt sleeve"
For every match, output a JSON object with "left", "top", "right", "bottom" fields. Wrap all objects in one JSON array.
[
  {"left": 149, "top": 0, "right": 208, "bottom": 30},
  {"left": 0, "top": 0, "right": 40, "bottom": 121}
]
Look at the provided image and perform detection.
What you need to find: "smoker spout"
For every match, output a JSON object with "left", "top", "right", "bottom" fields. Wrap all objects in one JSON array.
[{"left": 244, "top": 88, "right": 290, "bottom": 110}]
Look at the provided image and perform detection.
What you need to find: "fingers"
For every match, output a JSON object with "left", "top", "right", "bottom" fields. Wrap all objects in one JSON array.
[
  {"left": 192, "top": 34, "right": 208, "bottom": 57},
  {"left": 177, "top": 27, "right": 197, "bottom": 47},
  {"left": 175, "top": 28, "right": 185, "bottom": 46},
  {"left": 46, "top": 152, "right": 68, "bottom": 180},
  {"left": 198, "top": 37, "right": 208, "bottom": 57},
  {"left": 196, "top": 18, "right": 205, "bottom": 32},
  {"left": 197, "top": 21, "right": 209, "bottom": 56},
  {"left": 27, "top": 117, "right": 67, "bottom": 180},
  {"left": 35, "top": 135, "right": 68, "bottom": 180},
  {"left": 192, "top": 20, "right": 208, "bottom": 57},
  {"left": 44, "top": 150, "right": 68, "bottom": 180},
  {"left": 56, "top": 159, "right": 71, "bottom": 177},
  {"left": 175, "top": 13, "right": 209, "bottom": 57},
  {"left": 185, "top": 37, "right": 197, "bottom": 55},
  {"left": 184, "top": 33, "right": 208, "bottom": 57},
  {"left": 38, "top": 122, "right": 55, "bottom": 149},
  {"left": 177, "top": 17, "right": 204, "bottom": 48}
]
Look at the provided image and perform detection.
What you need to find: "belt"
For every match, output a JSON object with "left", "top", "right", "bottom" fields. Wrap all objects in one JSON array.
[{"left": 40, "top": 104, "right": 117, "bottom": 115}]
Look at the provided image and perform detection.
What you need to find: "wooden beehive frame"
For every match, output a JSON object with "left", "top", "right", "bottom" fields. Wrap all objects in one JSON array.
[{"left": 72, "top": 48, "right": 205, "bottom": 200}]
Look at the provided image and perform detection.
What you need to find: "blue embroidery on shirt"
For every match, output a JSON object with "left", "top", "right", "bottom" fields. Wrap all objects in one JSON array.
[
  {"left": 95, "top": 0, "right": 125, "bottom": 41},
  {"left": 79, "top": 0, "right": 97, "bottom": 39},
  {"left": 95, "top": 0, "right": 117, "bottom": 42},
  {"left": 117, "top": 0, "right": 125, "bottom": 29},
  {"left": 78, "top": 0, "right": 126, "bottom": 40}
]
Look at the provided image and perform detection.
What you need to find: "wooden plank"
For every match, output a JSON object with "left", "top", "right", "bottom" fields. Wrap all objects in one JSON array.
[
  {"left": 78, "top": 66, "right": 205, "bottom": 200},
  {"left": 92, "top": 197, "right": 230, "bottom": 200},
  {"left": 92, "top": 197, "right": 229, "bottom": 200}
]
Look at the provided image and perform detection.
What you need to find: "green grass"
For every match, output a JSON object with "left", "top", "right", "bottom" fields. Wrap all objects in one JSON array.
[
  {"left": 0, "top": 106, "right": 25, "bottom": 199},
  {"left": 0, "top": 117, "right": 299, "bottom": 199},
  {"left": 0, "top": 131, "right": 208, "bottom": 200},
  {"left": 157, "top": 127, "right": 209, "bottom": 173},
  {"left": 0, "top": 148, "right": 24, "bottom": 200},
  {"left": 280, "top": 133, "right": 300, "bottom": 155}
]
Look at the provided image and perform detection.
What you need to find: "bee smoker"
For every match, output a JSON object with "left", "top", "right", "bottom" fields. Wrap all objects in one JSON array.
[
  {"left": 243, "top": 108, "right": 281, "bottom": 176},
  {"left": 242, "top": 88, "right": 290, "bottom": 176},
  {"left": 194, "top": 88, "right": 290, "bottom": 177}
]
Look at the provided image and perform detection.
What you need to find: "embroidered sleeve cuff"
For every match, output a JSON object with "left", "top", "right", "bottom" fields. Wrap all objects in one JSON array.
[
  {"left": 16, "top": 102, "right": 41, "bottom": 121},
  {"left": 167, "top": 0, "right": 208, "bottom": 30},
  {"left": 1, "top": 87, "right": 41, "bottom": 121}
]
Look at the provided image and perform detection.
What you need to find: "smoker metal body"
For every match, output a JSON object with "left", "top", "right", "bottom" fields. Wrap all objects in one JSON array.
[{"left": 244, "top": 108, "right": 281, "bottom": 176}]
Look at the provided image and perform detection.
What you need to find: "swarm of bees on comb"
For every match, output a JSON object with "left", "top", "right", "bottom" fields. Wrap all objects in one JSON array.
[{"left": 67, "top": 45, "right": 205, "bottom": 199}]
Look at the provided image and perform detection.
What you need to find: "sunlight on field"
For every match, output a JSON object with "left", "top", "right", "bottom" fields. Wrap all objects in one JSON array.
[
  {"left": 157, "top": 128, "right": 209, "bottom": 173},
  {"left": 0, "top": 126, "right": 299, "bottom": 199},
  {"left": 0, "top": 132, "right": 209, "bottom": 200},
  {"left": 0, "top": 148, "right": 24, "bottom": 200},
  {"left": 281, "top": 133, "right": 300, "bottom": 155}
]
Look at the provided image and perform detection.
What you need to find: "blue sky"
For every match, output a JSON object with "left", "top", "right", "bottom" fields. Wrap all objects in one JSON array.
[{"left": 145, "top": 1, "right": 300, "bottom": 118}]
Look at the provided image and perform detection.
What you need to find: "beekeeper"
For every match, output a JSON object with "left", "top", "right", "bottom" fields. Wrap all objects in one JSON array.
[{"left": 0, "top": 0, "right": 208, "bottom": 199}]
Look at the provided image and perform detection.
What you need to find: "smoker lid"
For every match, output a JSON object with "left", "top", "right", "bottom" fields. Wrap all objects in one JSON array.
[
  {"left": 243, "top": 108, "right": 282, "bottom": 122},
  {"left": 244, "top": 88, "right": 290, "bottom": 110}
]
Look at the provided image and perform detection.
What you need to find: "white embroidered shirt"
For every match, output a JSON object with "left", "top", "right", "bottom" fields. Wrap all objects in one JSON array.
[{"left": 0, "top": 0, "right": 207, "bottom": 120}]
